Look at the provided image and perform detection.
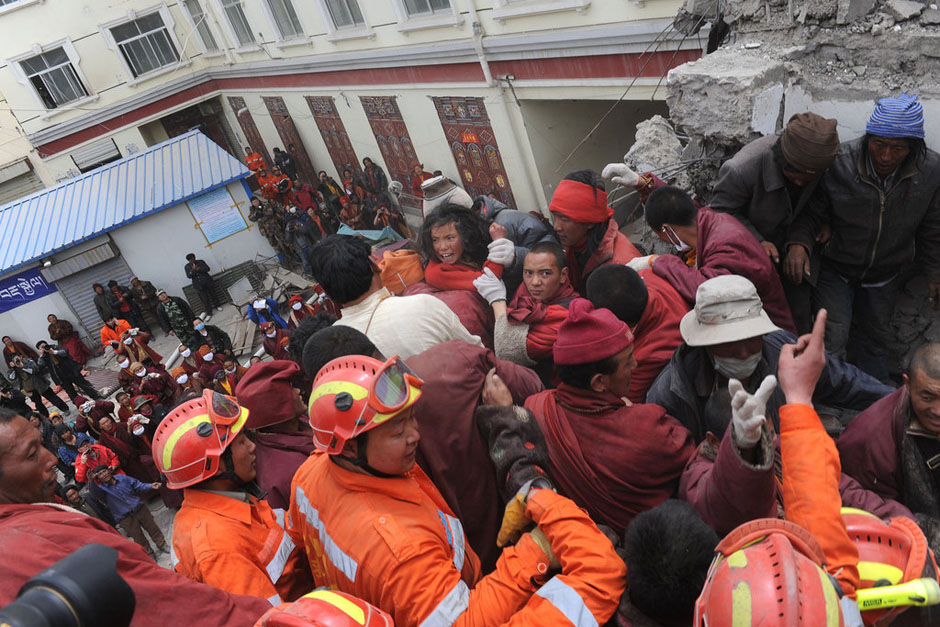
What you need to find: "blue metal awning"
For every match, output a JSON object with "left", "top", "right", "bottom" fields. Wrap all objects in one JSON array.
[{"left": 0, "top": 130, "right": 250, "bottom": 275}]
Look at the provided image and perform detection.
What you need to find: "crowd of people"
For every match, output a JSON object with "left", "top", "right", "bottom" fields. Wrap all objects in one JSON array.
[{"left": 1, "top": 93, "right": 940, "bottom": 626}]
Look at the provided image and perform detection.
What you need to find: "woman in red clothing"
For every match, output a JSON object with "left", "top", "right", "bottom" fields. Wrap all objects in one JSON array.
[
  {"left": 410, "top": 161, "right": 433, "bottom": 198},
  {"left": 417, "top": 204, "right": 502, "bottom": 292}
]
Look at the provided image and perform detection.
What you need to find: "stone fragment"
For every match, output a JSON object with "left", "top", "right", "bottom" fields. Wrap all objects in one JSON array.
[
  {"left": 837, "top": 0, "right": 876, "bottom": 23},
  {"left": 872, "top": 22, "right": 886, "bottom": 34},
  {"left": 885, "top": 0, "right": 924, "bottom": 20},
  {"left": 921, "top": 8, "right": 940, "bottom": 23}
]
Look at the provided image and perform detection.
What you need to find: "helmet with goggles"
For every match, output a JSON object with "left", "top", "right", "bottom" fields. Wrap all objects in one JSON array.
[
  {"left": 307, "top": 355, "right": 423, "bottom": 455},
  {"left": 151, "top": 389, "right": 250, "bottom": 489}
]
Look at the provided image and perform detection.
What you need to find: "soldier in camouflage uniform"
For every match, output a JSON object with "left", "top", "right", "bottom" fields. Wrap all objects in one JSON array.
[{"left": 248, "top": 196, "right": 297, "bottom": 265}]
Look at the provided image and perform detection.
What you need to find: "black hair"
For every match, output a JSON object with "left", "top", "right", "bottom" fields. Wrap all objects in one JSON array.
[
  {"left": 562, "top": 169, "right": 606, "bottom": 194},
  {"left": 363, "top": 157, "right": 374, "bottom": 166},
  {"left": 418, "top": 203, "right": 490, "bottom": 266},
  {"left": 318, "top": 170, "right": 328, "bottom": 177},
  {"left": 625, "top": 500, "right": 718, "bottom": 624},
  {"left": 185, "top": 253, "right": 196, "bottom": 261},
  {"left": 288, "top": 311, "right": 338, "bottom": 368},
  {"left": 556, "top": 355, "right": 619, "bottom": 390},
  {"left": 309, "top": 235, "right": 374, "bottom": 305},
  {"left": 644, "top": 186, "right": 698, "bottom": 231},
  {"left": 63, "top": 483, "right": 81, "bottom": 494},
  {"left": 910, "top": 343, "right": 940, "bottom": 380},
  {"left": 107, "top": 280, "right": 117, "bottom": 287},
  {"left": 585, "top": 265, "right": 649, "bottom": 327},
  {"left": 302, "top": 325, "right": 379, "bottom": 380},
  {"left": 35, "top": 340, "right": 50, "bottom": 350},
  {"left": 526, "top": 241, "right": 566, "bottom": 270},
  {"left": 1, "top": 336, "right": 10, "bottom": 343}
]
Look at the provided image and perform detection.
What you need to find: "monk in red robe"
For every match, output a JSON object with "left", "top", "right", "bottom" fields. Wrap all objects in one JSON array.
[
  {"left": 524, "top": 298, "right": 695, "bottom": 534},
  {"left": 260, "top": 321, "right": 290, "bottom": 361},
  {"left": 586, "top": 264, "right": 690, "bottom": 403}
]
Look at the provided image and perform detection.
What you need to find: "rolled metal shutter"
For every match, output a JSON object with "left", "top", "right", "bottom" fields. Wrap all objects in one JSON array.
[{"left": 52, "top": 256, "right": 135, "bottom": 342}]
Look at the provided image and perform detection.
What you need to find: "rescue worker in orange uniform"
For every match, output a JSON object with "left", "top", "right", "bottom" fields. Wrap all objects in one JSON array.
[
  {"left": 153, "top": 389, "right": 313, "bottom": 606},
  {"left": 245, "top": 146, "right": 266, "bottom": 174},
  {"left": 287, "top": 354, "right": 626, "bottom": 626},
  {"left": 254, "top": 589, "right": 392, "bottom": 627}
]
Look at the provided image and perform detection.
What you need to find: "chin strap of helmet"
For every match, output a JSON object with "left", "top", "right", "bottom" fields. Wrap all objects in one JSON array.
[
  {"left": 332, "top": 432, "right": 399, "bottom": 479},
  {"left": 215, "top": 447, "right": 267, "bottom": 500}
]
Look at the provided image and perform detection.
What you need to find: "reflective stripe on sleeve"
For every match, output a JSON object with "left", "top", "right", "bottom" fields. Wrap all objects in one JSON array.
[
  {"left": 294, "top": 486, "right": 359, "bottom": 582},
  {"left": 437, "top": 511, "right": 467, "bottom": 572},
  {"left": 535, "top": 577, "right": 598, "bottom": 627},
  {"left": 273, "top": 508, "right": 286, "bottom": 528},
  {"left": 264, "top": 530, "right": 296, "bottom": 584},
  {"left": 418, "top": 580, "right": 470, "bottom": 627},
  {"left": 268, "top": 593, "right": 283, "bottom": 606}
]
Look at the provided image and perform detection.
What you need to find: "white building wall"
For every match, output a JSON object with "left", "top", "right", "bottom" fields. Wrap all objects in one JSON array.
[
  {"left": 108, "top": 181, "right": 274, "bottom": 295},
  {"left": 0, "top": 288, "right": 81, "bottom": 349}
]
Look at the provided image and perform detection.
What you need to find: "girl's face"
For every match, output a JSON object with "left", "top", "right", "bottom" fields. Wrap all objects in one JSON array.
[{"left": 430, "top": 222, "right": 464, "bottom": 265}]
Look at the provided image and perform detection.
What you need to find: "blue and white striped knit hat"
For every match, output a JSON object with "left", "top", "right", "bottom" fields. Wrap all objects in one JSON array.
[{"left": 866, "top": 93, "right": 925, "bottom": 139}]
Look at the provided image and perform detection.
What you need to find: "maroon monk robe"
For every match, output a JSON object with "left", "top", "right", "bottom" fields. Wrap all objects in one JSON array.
[{"left": 525, "top": 383, "right": 695, "bottom": 534}]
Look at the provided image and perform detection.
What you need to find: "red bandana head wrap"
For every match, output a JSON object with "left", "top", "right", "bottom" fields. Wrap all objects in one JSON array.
[{"left": 548, "top": 180, "right": 613, "bottom": 224}]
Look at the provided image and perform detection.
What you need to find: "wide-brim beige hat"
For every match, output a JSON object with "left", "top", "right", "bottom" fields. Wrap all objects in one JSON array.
[{"left": 680, "top": 274, "right": 780, "bottom": 347}]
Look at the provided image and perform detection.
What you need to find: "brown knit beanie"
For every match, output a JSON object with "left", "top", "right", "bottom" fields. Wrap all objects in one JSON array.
[{"left": 780, "top": 112, "right": 840, "bottom": 175}]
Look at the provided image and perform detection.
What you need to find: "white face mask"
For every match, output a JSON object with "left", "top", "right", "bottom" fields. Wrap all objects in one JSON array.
[
  {"left": 123, "top": 337, "right": 133, "bottom": 345},
  {"left": 225, "top": 367, "right": 236, "bottom": 374},
  {"left": 203, "top": 352, "right": 214, "bottom": 361},
  {"left": 713, "top": 353, "right": 763, "bottom": 380},
  {"left": 135, "top": 369, "right": 147, "bottom": 378},
  {"left": 119, "top": 360, "right": 130, "bottom": 369},
  {"left": 132, "top": 424, "right": 146, "bottom": 436},
  {"left": 265, "top": 331, "right": 276, "bottom": 338},
  {"left": 176, "top": 374, "right": 189, "bottom": 385},
  {"left": 292, "top": 302, "right": 302, "bottom": 311},
  {"left": 181, "top": 348, "right": 191, "bottom": 358},
  {"left": 663, "top": 225, "right": 692, "bottom": 253},
  {"left": 199, "top": 329, "right": 208, "bottom": 336}
]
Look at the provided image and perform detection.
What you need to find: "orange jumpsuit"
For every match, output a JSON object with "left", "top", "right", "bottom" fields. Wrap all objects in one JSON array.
[
  {"left": 245, "top": 152, "right": 265, "bottom": 173},
  {"left": 780, "top": 403, "right": 860, "bottom": 596},
  {"left": 100, "top": 319, "right": 132, "bottom": 349},
  {"left": 288, "top": 454, "right": 557, "bottom": 626},
  {"left": 173, "top": 489, "right": 313, "bottom": 605}
]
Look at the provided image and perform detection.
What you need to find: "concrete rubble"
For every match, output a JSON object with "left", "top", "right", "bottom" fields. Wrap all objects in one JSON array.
[{"left": 618, "top": 0, "right": 940, "bottom": 365}]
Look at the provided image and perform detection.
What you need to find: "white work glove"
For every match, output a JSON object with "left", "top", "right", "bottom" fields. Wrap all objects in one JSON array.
[
  {"left": 729, "top": 375, "right": 777, "bottom": 448},
  {"left": 601, "top": 162, "right": 640, "bottom": 188},
  {"left": 147, "top": 372, "right": 162, "bottom": 379},
  {"left": 131, "top": 328, "right": 139, "bottom": 336},
  {"left": 130, "top": 413, "right": 151, "bottom": 425},
  {"left": 487, "top": 238, "right": 516, "bottom": 267},
  {"left": 626, "top": 255, "right": 658, "bottom": 272},
  {"left": 473, "top": 267, "right": 507, "bottom": 304}
]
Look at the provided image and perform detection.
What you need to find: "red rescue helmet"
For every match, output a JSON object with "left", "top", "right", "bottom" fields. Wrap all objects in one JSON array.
[
  {"left": 307, "top": 355, "right": 423, "bottom": 455},
  {"left": 843, "top": 507, "right": 939, "bottom": 625},
  {"left": 694, "top": 518, "right": 845, "bottom": 626},
  {"left": 254, "top": 589, "right": 392, "bottom": 627},
  {"left": 151, "top": 389, "right": 250, "bottom": 488}
]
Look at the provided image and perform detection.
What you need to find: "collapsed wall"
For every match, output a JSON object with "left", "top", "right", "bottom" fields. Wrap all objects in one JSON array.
[{"left": 622, "top": 0, "right": 940, "bottom": 365}]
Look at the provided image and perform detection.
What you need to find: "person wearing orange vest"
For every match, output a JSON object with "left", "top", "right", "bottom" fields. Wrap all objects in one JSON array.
[
  {"left": 99, "top": 316, "right": 132, "bottom": 351},
  {"left": 152, "top": 390, "right": 313, "bottom": 606},
  {"left": 287, "top": 354, "right": 626, "bottom": 626},
  {"left": 245, "top": 147, "right": 266, "bottom": 173}
]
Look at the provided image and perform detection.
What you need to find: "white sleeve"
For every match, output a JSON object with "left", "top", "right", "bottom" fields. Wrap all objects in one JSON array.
[{"left": 423, "top": 296, "right": 483, "bottom": 347}]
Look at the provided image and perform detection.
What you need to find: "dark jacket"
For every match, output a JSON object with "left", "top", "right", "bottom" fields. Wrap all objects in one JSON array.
[
  {"left": 7, "top": 358, "right": 51, "bottom": 394},
  {"left": 646, "top": 330, "right": 894, "bottom": 444},
  {"left": 37, "top": 345, "right": 84, "bottom": 384},
  {"left": 93, "top": 291, "right": 115, "bottom": 321},
  {"left": 184, "top": 259, "right": 213, "bottom": 287},
  {"left": 193, "top": 325, "right": 233, "bottom": 356},
  {"left": 477, "top": 196, "right": 557, "bottom": 295},
  {"left": 362, "top": 164, "right": 389, "bottom": 195},
  {"left": 710, "top": 133, "right": 821, "bottom": 247},
  {"left": 788, "top": 137, "right": 940, "bottom": 283},
  {"left": 253, "top": 430, "right": 317, "bottom": 511}
]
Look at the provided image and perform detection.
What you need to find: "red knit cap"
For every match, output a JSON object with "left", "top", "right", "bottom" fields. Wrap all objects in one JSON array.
[
  {"left": 289, "top": 295, "right": 303, "bottom": 306},
  {"left": 236, "top": 360, "right": 302, "bottom": 429},
  {"left": 553, "top": 298, "right": 633, "bottom": 365}
]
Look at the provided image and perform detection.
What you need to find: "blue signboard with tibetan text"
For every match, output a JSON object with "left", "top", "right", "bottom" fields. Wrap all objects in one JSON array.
[{"left": 0, "top": 267, "right": 57, "bottom": 314}]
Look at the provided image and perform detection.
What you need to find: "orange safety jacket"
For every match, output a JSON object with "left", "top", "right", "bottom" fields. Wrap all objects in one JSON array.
[
  {"left": 173, "top": 489, "right": 313, "bottom": 606},
  {"left": 100, "top": 319, "right": 132, "bottom": 350},
  {"left": 287, "top": 453, "right": 555, "bottom": 626},
  {"left": 780, "top": 403, "right": 860, "bottom": 597},
  {"left": 245, "top": 152, "right": 265, "bottom": 172},
  {"left": 503, "top": 489, "right": 626, "bottom": 626}
]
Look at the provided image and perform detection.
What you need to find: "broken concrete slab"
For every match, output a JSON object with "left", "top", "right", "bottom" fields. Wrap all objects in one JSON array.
[
  {"left": 665, "top": 47, "right": 788, "bottom": 145},
  {"left": 921, "top": 7, "right": 940, "bottom": 23},
  {"left": 837, "top": 0, "right": 876, "bottom": 23},
  {"left": 624, "top": 115, "right": 685, "bottom": 175},
  {"left": 885, "top": 0, "right": 924, "bottom": 20}
]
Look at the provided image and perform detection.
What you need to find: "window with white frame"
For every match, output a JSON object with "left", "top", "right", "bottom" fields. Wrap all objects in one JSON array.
[
  {"left": 110, "top": 12, "right": 180, "bottom": 77},
  {"left": 182, "top": 0, "right": 219, "bottom": 52},
  {"left": 403, "top": 0, "right": 451, "bottom": 15},
  {"left": 19, "top": 47, "right": 88, "bottom": 109},
  {"left": 266, "top": 0, "right": 304, "bottom": 39},
  {"left": 325, "top": 0, "right": 364, "bottom": 28},
  {"left": 221, "top": 0, "right": 255, "bottom": 46}
]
